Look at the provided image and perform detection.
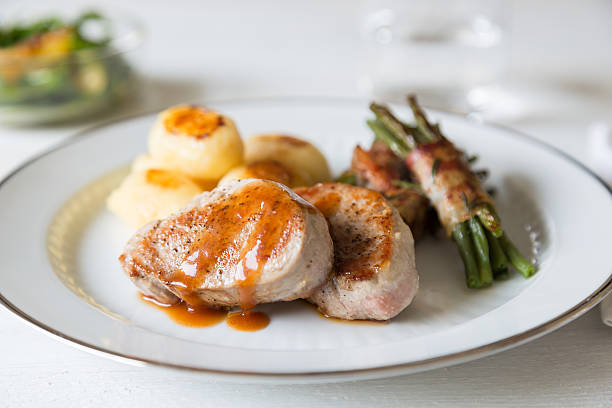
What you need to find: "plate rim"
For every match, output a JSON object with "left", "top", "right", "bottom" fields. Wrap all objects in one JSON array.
[{"left": 1, "top": 95, "right": 611, "bottom": 382}]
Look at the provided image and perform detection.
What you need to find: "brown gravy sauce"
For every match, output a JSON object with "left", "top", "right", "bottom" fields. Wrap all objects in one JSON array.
[
  {"left": 139, "top": 294, "right": 270, "bottom": 332},
  {"left": 139, "top": 295, "right": 382, "bottom": 331},
  {"left": 226, "top": 310, "right": 270, "bottom": 331},
  {"left": 139, "top": 293, "right": 226, "bottom": 328}
]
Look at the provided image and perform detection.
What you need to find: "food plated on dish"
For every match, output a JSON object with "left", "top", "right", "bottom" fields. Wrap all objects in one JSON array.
[
  {"left": 2, "top": 96, "right": 610, "bottom": 379},
  {"left": 108, "top": 97, "right": 534, "bottom": 331}
]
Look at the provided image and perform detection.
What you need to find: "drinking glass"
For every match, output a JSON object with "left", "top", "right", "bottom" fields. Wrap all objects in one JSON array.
[{"left": 360, "top": 0, "right": 508, "bottom": 113}]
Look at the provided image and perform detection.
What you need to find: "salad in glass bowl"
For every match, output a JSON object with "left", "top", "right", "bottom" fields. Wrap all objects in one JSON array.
[{"left": 0, "top": 10, "right": 142, "bottom": 124}]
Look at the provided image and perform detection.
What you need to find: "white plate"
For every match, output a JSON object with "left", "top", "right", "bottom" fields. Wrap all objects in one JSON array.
[{"left": 1, "top": 97, "right": 611, "bottom": 383}]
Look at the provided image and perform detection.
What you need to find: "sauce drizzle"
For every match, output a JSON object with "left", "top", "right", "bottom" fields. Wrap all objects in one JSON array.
[
  {"left": 139, "top": 293, "right": 226, "bottom": 328},
  {"left": 139, "top": 293, "right": 270, "bottom": 331},
  {"left": 226, "top": 310, "right": 270, "bottom": 332}
]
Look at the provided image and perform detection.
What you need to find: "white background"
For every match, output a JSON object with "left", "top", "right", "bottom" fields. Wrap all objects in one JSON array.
[{"left": 1, "top": 0, "right": 611, "bottom": 406}]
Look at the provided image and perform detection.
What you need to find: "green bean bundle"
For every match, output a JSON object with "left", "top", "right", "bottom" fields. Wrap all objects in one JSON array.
[{"left": 367, "top": 96, "right": 535, "bottom": 288}]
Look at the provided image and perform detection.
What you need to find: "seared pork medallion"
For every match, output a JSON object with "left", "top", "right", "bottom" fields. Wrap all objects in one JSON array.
[
  {"left": 119, "top": 179, "right": 334, "bottom": 309},
  {"left": 295, "top": 183, "right": 418, "bottom": 321}
]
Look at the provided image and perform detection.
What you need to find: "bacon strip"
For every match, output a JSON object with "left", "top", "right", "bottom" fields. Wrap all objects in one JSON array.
[
  {"left": 406, "top": 140, "right": 493, "bottom": 236},
  {"left": 351, "top": 142, "right": 430, "bottom": 239}
]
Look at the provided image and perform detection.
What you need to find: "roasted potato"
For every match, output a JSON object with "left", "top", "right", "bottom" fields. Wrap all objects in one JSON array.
[
  {"left": 244, "top": 134, "right": 331, "bottom": 184},
  {"left": 107, "top": 168, "right": 203, "bottom": 228},
  {"left": 148, "top": 105, "right": 244, "bottom": 184},
  {"left": 218, "top": 160, "right": 312, "bottom": 187},
  {"left": 131, "top": 153, "right": 217, "bottom": 190}
]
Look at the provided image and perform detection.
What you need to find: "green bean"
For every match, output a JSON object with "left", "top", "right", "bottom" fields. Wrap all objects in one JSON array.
[
  {"left": 468, "top": 217, "right": 493, "bottom": 287},
  {"left": 335, "top": 170, "right": 358, "bottom": 185},
  {"left": 391, "top": 179, "right": 423, "bottom": 192},
  {"left": 485, "top": 229, "right": 509, "bottom": 279},
  {"left": 476, "top": 204, "right": 503, "bottom": 237},
  {"left": 452, "top": 222, "right": 481, "bottom": 289},
  {"left": 493, "top": 269, "right": 510, "bottom": 280},
  {"left": 370, "top": 103, "right": 419, "bottom": 149},
  {"left": 366, "top": 119, "right": 411, "bottom": 157},
  {"left": 407, "top": 95, "right": 441, "bottom": 143},
  {"left": 499, "top": 234, "right": 536, "bottom": 278}
]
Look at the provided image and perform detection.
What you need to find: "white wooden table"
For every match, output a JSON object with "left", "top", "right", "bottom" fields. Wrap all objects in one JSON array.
[{"left": 1, "top": 0, "right": 611, "bottom": 406}]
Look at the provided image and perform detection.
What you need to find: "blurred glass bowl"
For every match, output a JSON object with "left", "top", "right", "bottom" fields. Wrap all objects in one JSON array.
[{"left": 0, "top": 9, "right": 143, "bottom": 125}]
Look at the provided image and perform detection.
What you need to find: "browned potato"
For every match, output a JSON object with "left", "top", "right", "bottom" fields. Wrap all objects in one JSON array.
[
  {"left": 148, "top": 105, "right": 244, "bottom": 184},
  {"left": 244, "top": 134, "right": 331, "bottom": 185},
  {"left": 131, "top": 153, "right": 217, "bottom": 190},
  {"left": 107, "top": 168, "right": 203, "bottom": 228},
  {"left": 218, "top": 160, "right": 312, "bottom": 187}
]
